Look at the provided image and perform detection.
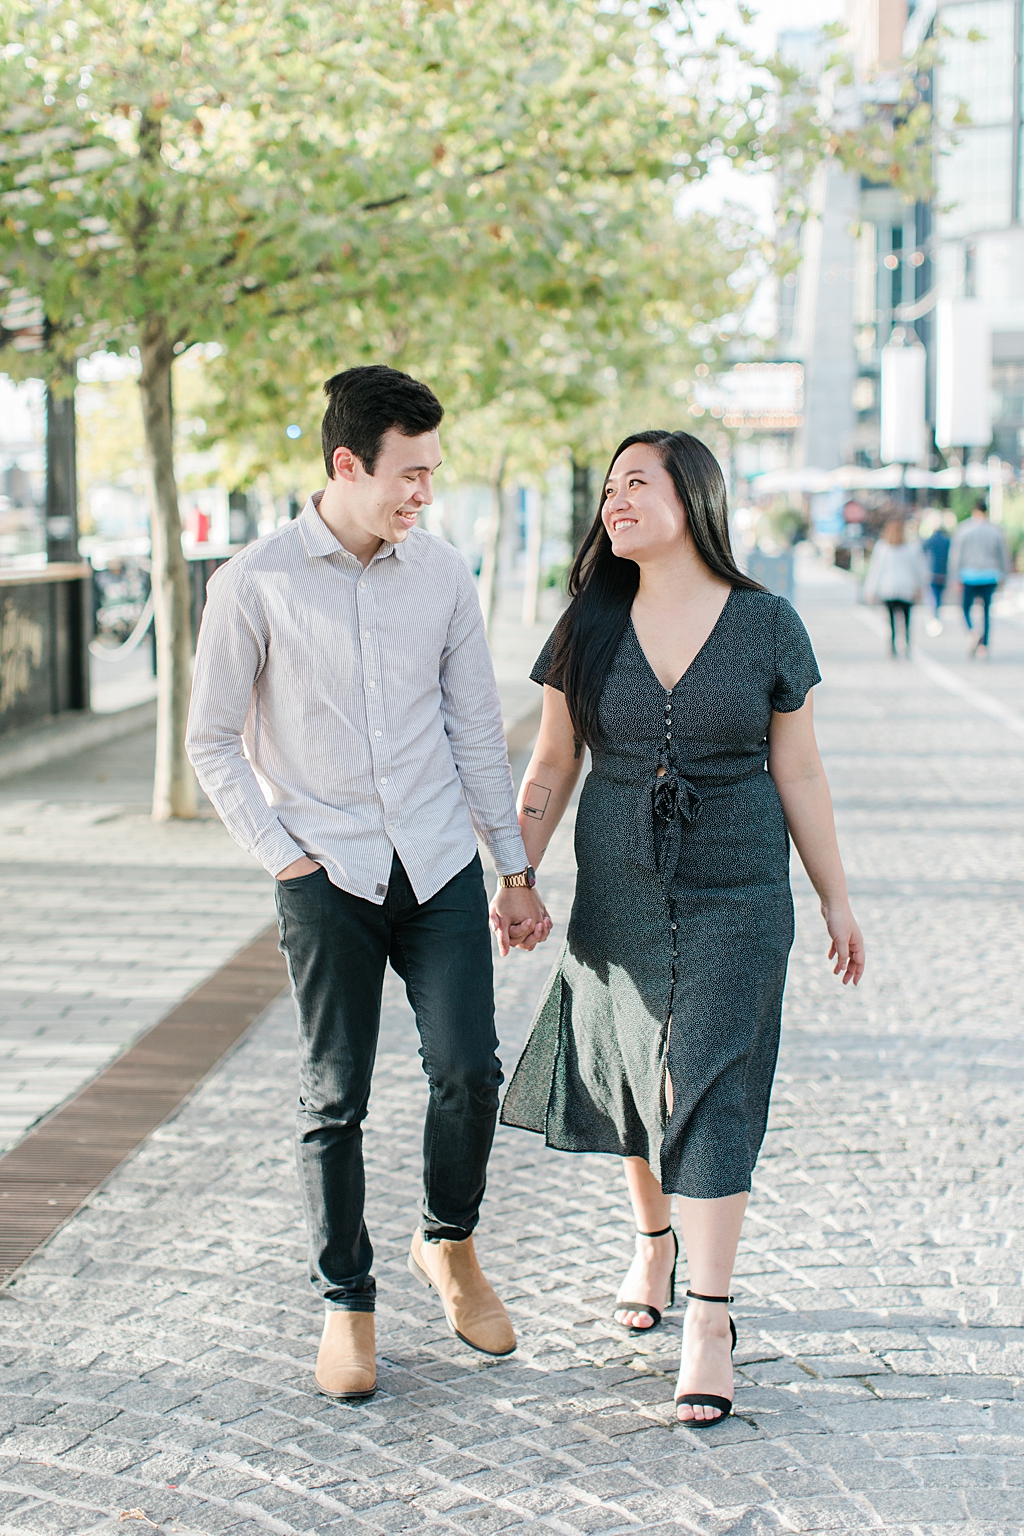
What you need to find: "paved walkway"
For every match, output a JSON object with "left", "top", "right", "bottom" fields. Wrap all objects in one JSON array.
[
  {"left": 2, "top": 563, "right": 1024, "bottom": 1534},
  {"left": 0, "top": 734, "right": 273, "bottom": 1154}
]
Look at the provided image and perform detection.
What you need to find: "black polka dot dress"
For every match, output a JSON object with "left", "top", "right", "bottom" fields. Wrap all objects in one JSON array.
[{"left": 500, "top": 588, "right": 821, "bottom": 1198}]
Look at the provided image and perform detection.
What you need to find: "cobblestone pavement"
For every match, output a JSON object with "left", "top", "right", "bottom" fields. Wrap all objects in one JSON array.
[
  {"left": 2, "top": 564, "right": 1024, "bottom": 1535},
  {"left": 0, "top": 726, "right": 274, "bottom": 1153}
]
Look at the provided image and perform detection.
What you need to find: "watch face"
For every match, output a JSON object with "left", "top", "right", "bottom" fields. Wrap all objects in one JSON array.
[{"left": 526, "top": 866, "right": 536, "bottom": 888}]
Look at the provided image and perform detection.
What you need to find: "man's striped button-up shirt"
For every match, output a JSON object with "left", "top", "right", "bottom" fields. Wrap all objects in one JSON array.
[{"left": 186, "top": 494, "right": 528, "bottom": 905}]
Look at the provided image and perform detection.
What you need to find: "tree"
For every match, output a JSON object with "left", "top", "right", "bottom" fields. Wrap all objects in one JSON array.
[{"left": 0, "top": 1, "right": 932, "bottom": 816}]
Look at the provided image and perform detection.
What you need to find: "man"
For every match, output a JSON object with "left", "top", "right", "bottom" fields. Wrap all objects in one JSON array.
[
  {"left": 187, "top": 365, "right": 550, "bottom": 1400},
  {"left": 949, "top": 497, "right": 1011, "bottom": 657}
]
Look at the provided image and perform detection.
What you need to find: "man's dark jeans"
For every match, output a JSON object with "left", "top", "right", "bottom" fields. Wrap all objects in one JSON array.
[
  {"left": 962, "top": 581, "right": 997, "bottom": 648},
  {"left": 275, "top": 852, "right": 500, "bottom": 1312}
]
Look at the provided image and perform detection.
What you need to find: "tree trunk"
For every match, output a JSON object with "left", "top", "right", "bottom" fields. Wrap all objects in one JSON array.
[
  {"left": 477, "top": 445, "right": 506, "bottom": 637},
  {"left": 521, "top": 485, "right": 542, "bottom": 628},
  {"left": 571, "top": 456, "right": 592, "bottom": 554},
  {"left": 138, "top": 315, "right": 196, "bottom": 821},
  {"left": 45, "top": 359, "right": 79, "bottom": 564}
]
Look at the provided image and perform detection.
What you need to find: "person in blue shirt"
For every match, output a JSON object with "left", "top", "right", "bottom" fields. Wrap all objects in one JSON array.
[{"left": 920, "top": 513, "right": 951, "bottom": 632}]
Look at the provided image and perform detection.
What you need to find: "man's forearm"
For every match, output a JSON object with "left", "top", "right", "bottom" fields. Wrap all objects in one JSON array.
[{"left": 186, "top": 729, "right": 305, "bottom": 876}]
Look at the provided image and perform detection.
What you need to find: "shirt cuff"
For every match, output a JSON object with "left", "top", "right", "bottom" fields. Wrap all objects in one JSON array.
[
  {"left": 253, "top": 824, "right": 308, "bottom": 879},
  {"left": 488, "top": 830, "right": 530, "bottom": 876}
]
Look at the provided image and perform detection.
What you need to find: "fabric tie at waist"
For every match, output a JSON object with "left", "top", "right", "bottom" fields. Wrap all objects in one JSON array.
[{"left": 636, "top": 765, "right": 702, "bottom": 885}]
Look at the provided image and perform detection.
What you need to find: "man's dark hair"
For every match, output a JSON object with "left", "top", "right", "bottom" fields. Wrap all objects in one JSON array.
[
  {"left": 321, "top": 365, "right": 443, "bottom": 477},
  {"left": 972, "top": 495, "right": 988, "bottom": 513}
]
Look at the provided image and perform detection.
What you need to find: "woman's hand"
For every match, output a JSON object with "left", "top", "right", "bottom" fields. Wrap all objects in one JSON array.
[{"left": 822, "top": 901, "right": 865, "bottom": 986}]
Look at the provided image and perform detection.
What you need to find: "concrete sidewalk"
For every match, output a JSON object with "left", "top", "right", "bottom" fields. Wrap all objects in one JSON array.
[{"left": 2, "top": 562, "right": 1023, "bottom": 1534}]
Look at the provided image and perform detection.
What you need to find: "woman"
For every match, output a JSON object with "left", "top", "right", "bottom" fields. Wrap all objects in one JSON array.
[
  {"left": 500, "top": 431, "right": 864, "bottom": 1427},
  {"left": 863, "top": 518, "right": 929, "bottom": 658}
]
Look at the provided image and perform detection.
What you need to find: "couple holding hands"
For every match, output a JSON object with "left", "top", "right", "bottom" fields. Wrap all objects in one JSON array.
[{"left": 187, "top": 366, "right": 864, "bottom": 1427}]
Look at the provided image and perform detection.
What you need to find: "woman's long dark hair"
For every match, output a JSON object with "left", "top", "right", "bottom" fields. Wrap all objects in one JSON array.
[{"left": 548, "top": 430, "right": 765, "bottom": 749}]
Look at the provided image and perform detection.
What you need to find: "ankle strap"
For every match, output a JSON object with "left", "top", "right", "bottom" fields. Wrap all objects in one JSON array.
[
  {"left": 636, "top": 1225, "right": 673, "bottom": 1238},
  {"left": 685, "top": 1288, "right": 734, "bottom": 1304}
]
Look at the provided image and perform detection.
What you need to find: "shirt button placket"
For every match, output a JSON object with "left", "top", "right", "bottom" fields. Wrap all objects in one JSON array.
[{"left": 361, "top": 575, "right": 387, "bottom": 810}]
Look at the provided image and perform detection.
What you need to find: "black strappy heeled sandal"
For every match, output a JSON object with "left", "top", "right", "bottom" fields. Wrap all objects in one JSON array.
[
  {"left": 612, "top": 1225, "right": 679, "bottom": 1335},
  {"left": 674, "top": 1289, "right": 737, "bottom": 1427}
]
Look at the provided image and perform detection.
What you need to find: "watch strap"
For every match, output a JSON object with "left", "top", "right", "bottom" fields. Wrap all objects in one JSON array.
[{"left": 499, "top": 868, "right": 533, "bottom": 888}]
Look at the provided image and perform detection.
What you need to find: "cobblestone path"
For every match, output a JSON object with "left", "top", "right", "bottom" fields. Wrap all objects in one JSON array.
[
  {"left": 2, "top": 570, "right": 1023, "bottom": 1535},
  {"left": 0, "top": 722, "right": 276, "bottom": 1154}
]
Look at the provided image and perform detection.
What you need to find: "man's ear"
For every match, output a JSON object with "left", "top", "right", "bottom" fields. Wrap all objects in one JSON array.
[{"left": 332, "top": 445, "right": 360, "bottom": 481}]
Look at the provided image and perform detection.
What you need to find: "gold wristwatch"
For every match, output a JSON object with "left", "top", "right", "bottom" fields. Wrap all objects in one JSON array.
[{"left": 498, "top": 865, "right": 536, "bottom": 889}]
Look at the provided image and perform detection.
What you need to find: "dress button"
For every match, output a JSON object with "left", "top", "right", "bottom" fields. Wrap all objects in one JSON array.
[
  {"left": 671, "top": 923, "right": 677, "bottom": 930},
  {"left": 666, "top": 732, "right": 672, "bottom": 739}
]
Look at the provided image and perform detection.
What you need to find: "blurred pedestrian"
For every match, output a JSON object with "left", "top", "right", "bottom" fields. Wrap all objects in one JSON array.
[
  {"left": 864, "top": 518, "right": 929, "bottom": 658},
  {"left": 187, "top": 365, "right": 551, "bottom": 1403},
  {"left": 949, "top": 497, "right": 1011, "bottom": 658},
  {"left": 920, "top": 511, "right": 952, "bottom": 634},
  {"left": 501, "top": 429, "right": 864, "bottom": 1428}
]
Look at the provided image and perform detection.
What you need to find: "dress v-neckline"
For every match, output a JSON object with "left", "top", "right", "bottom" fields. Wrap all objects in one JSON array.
[{"left": 630, "top": 585, "right": 735, "bottom": 694}]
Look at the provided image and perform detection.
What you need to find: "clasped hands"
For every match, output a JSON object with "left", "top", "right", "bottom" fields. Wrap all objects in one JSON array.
[{"left": 489, "top": 885, "right": 552, "bottom": 957}]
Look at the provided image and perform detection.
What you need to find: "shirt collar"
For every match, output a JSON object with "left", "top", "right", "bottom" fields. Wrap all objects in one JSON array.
[{"left": 299, "top": 491, "right": 406, "bottom": 564}]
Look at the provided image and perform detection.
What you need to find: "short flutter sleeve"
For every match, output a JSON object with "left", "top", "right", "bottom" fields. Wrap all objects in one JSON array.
[
  {"left": 771, "top": 597, "right": 821, "bottom": 713},
  {"left": 530, "top": 628, "right": 563, "bottom": 692}
]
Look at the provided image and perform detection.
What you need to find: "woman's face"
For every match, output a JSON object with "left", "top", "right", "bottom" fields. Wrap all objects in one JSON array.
[{"left": 601, "top": 444, "right": 687, "bottom": 561}]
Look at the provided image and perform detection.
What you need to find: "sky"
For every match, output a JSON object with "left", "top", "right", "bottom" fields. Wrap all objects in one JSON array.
[
  {"left": 678, "top": 0, "right": 846, "bottom": 226},
  {"left": 675, "top": 1, "right": 847, "bottom": 338}
]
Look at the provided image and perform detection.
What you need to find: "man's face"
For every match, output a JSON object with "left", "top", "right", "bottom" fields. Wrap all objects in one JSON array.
[{"left": 333, "top": 426, "right": 441, "bottom": 546}]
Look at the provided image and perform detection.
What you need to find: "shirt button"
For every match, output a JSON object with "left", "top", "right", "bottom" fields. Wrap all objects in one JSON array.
[
  {"left": 375, "top": 730, "right": 382, "bottom": 738},
  {"left": 380, "top": 777, "right": 388, "bottom": 786},
  {"left": 368, "top": 680, "right": 375, "bottom": 688},
  {"left": 671, "top": 923, "right": 677, "bottom": 930},
  {"left": 364, "top": 630, "right": 370, "bottom": 639},
  {"left": 666, "top": 732, "right": 672, "bottom": 739}
]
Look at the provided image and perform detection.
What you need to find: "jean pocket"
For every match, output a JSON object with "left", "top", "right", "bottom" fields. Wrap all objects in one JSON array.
[{"left": 278, "top": 867, "right": 324, "bottom": 890}]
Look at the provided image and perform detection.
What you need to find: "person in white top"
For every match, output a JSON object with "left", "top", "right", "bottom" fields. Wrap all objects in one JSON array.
[
  {"left": 187, "top": 366, "right": 551, "bottom": 1401},
  {"left": 864, "top": 518, "right": 930, "bottom": 658}
]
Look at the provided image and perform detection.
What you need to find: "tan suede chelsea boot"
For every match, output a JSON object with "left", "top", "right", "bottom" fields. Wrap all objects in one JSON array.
[
  {"left": 408, "top": 1229, "right": 516, "bottom": 1357},
  {"left": 314, "top": 1309, "right": 377, "bottom": 1399}
]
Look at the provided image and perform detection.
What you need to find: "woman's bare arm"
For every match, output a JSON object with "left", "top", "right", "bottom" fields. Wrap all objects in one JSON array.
[
  {"left": 517, "top": 685, "right": 586, "bottom": 868},
  {"left": 767, "top": 694, "right": 865, "bottom": 986}
]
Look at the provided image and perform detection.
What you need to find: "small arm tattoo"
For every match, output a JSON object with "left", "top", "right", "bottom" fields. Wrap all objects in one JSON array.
[{"left": 522, "top": 781, "right": 552, "bottom": 820}]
